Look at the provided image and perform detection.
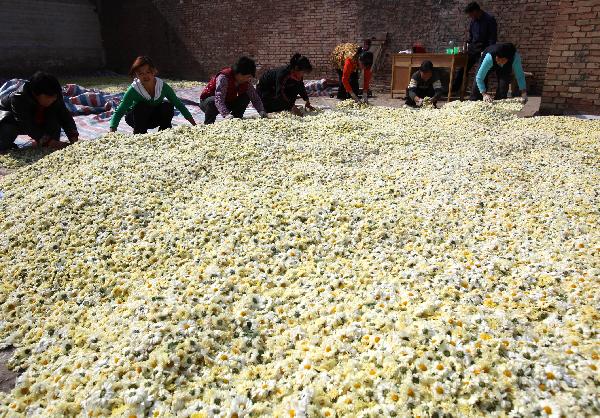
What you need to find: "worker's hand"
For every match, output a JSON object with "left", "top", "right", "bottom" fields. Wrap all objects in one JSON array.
[
  {"left": 483, "top": 93, "right": 494, "bottom": 103},
  {"left": 290, "top": 106, "right": 303, "bottom": 117},
  {"left": 305, "top": 102, "right": 316, "bottom": 111},
  {"left": 110, "top": 127, "right": 117, "bottom": 133},
  {"left": 29, "top": 139, "right": 39, "bottom": 149},
  {"left": 39, "top": 135, "right": 52, "bottom": 146},
  {"left": 68, "top": 135, "right": 79, "bottom": 144},
  {"left": 259, "top": 111, "right": 268, "bottom": 119},
  {"left": 187, "top": 117, "right": 197, "bottom": 126},
  {"left": 224, "top": 114, "right": 235, "bottom": 120},
  {"left": 363, "top": 96, "right": 369, "bottom": 105},
  {"left": 47, "top": 139, "right": 68, "bottom": 150},
  {"left": 415, "top": 97, "right": 423, "bottom": 107},
  {"left": 350, "top": 93, "right": 360, "bottom": 103},
  {"left": 520, "top": 92, "right": 528, "bottom": 104}
]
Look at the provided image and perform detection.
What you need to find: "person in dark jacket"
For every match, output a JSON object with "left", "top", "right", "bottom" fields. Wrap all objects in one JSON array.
[
  {"left": 452, "top": 1, "right": 498, "bottom": 93},
  {"left": 257, "top": 53, "right": 316, "bottom": 116},
  {"left": 199, "top": 56, "right": 267, "bottom": 125},
  {"left": 0, "top": 72, "right": 78, "bottom": 153},
  {"left": 406, "top": 61, "right": 444, "bottom": 108}
]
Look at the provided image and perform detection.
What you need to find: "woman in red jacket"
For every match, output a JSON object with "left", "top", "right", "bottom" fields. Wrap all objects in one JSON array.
[
  {"left": 331, "top": 44, "right": 374, "bottom": 104},
  {"left": 200, "top": 56, "right": 267, "bottom": 124}
]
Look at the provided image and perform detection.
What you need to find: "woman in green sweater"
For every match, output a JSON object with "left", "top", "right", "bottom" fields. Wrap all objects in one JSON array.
[{"left": 109, "top": 56, "right": 196, "bottom": 134}]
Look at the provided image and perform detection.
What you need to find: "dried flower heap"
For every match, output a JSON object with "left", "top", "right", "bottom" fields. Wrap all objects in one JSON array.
[{"left": 0, "top": 100, "right": 599, "bottom": 417}]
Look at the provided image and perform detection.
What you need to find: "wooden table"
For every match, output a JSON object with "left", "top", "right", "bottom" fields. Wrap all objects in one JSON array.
[{"left": 391, "top": 53, "right": 469, "bottom": 101}]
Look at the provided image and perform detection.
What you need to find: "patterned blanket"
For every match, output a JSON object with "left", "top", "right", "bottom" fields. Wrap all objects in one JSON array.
[{"left": 0, "top": 78, "right": 333, "bottom": 143}]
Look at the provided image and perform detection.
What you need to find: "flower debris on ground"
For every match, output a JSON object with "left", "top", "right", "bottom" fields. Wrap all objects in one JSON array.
[{"left": 0, "top": 100, "right": 599, "bottom": 417}]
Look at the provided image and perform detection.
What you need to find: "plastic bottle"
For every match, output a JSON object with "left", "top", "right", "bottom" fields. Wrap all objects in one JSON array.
[{"left": 448, "top": 40, "right": 455, "bottom": 55}]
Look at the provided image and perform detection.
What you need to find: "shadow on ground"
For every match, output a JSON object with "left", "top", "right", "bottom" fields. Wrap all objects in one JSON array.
[
  {"left": 0, "top": 147, "right": 55, "bottom": 178},
  {"left": 0, "top": 347, "right": 18, "bottom": 393}
]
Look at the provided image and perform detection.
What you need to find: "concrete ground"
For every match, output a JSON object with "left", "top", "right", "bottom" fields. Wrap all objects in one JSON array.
[{"left": 0, "top": 93, "right": 543, "bottom": 394}]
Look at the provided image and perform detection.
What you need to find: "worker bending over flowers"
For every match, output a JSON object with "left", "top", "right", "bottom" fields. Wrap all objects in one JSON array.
[
  {"left": 257, "top": 53, "right": 316, "bottom": 116},
  {"left": 0, "top": 71, "right": 79, "bottom": 153},
  {"left": 331, "top": 43, "right": 374, "bottom": 104},
  {"left": 471, "top": 42, "right": 528, "bottom": 103},
  {"left": 406, "top": 61, "right": 444, "bottom": 108},
  {"left": 110, "top": 56, "right": 196, "bottom": 134},
  {"left": 200, "top": 57, "right": 267, "bottom": 124}
]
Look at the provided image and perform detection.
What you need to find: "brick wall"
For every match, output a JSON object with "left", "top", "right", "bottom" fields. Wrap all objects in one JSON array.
[
  {"left": 0, "top": 0, "right": 105, "bottom": 76},
  {"left": 358, "top": 0, "right": 560, "bottom": 93},
  {"left": 541, "top": 0, "right": 600, "bottom": 114},
  {"left": 99, "top": 0, "right": 360, "bottom": 81},
  {"left": 99, "top": 0, "right": 559, "bottom": 94}
]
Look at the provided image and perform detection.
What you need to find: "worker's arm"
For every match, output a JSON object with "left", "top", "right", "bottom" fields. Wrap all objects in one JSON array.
[
  {"left": 110, "top": 87, "right": 139, "bottom": 131},
  {"left": 432, "top": 76, "right": 443, "bottom": 101},
  {"left": 164, "top": 84, "right": 195, "bottom": 124},
  {"left": 342, "top": 58, "right": 356, "bottom": 95},
  {"left": 56, "top": 96, "right": 79, "bottom": 141},
  {"left": 246, "top": 84, "right": 266, "bottom": 116},
  {"left": 476, "top": 53, "right": 494, "bottom": 94},
  {"left": 214, "top": 75, "right": 231, "bottom": 118},
  {"left": 407, "top": 74, "right": 419, "bottom": 100},
  {"left": 512, "top": 53, "right": 527, "bottom": 92}
]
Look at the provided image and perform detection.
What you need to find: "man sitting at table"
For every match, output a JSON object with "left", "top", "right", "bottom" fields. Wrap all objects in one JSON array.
[
  {"left": 451, "top": 1, "right": 498, "bottom": 93},
  {"left": 406, "top": 61, "right": 444, "bottom": 108}
]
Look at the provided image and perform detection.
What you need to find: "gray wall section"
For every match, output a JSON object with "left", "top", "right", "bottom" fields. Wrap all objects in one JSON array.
[{"left": 0, "top": 0, "right": 105, "bottom": 76}]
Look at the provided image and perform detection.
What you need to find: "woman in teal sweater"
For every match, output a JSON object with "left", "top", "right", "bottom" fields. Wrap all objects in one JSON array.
[
  {"left": 470, "top": 43, "right": 528, "bottom": 104},
  {"left": 110, "top": 56, "right": 196, "bottom": 134}
]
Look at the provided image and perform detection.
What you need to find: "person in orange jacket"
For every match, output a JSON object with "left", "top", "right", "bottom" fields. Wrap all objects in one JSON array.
[{"left": 331, "top": 43, "right": 374, "bottom": 104}]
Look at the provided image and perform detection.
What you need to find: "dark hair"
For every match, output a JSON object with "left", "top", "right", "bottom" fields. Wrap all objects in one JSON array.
[
  {"left": 29, "top": 71, "right": 62, "bottom": 96},
  {"left": 290, "top": 53, "right": 313, "bottom": 73},
  {"left": 129, "top": 56, "right": 156, "bottom": 77},
  {"left": 496, "top": 43, "right": 517, "bottom": 59},
  {"left": 359, "top": 51, "right": 374, "bottom": 68},
  {"left": 464, "top": 2, "right": 481, "bottom": 13},
  {"left": 420, "top": 60, "right": 434, "bottom": 72},
  {"left": 233, "top": 56, "right": 257, "bottom": 77}
]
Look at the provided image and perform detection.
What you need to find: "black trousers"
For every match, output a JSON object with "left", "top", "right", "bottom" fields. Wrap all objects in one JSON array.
[
  {"left": 451, "top": 50, "right": 482, "bottom": 93},
  {"left": 405, "top": 87, "right": 436, "bottom": 107},
  {"left": 199, "top": 94, "right": 250, "bottom": 125},
  {"left": 261, "top": 96, "right": 295, "bottom": 113},
  {"left": 125, "top": 101, "right": 174, "bottom": 134},
  {"left": 0, "top": 117, "right": 62, "bottom": 152},
  {"left": 469, "top": 62, "right": 512, "bottom": 101},
  {"left": 336, "top": 69, "right": 360, "bottom": 100}
]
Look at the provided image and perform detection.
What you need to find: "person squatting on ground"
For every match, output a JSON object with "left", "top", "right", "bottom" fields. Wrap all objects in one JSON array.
[
  {"left": 331, "top": 43, "right": 374, "bottom": 104},
  {"left": 109, "top": 56, "right": 196, "bottom": 134},
  {"left": 406, "top": 61, "right": 444, "bottom": 108},
  {"left": 0, "top": 72, "right": 79, "bottom": 153},
  {"left": 257, "top": 53, "right": 316, "bottom": 116},
  {"left": 200, "top": 57, "right": 267, "bottom": 125}
]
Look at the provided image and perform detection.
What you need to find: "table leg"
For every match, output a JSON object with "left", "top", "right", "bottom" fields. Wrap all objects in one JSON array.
[
  {"left": 448, "top": 62, "right": 455, "bottom": 103},
  {"left": 407, "top": 63, "right": 413, "bottom": 101},
  {"left": 460, "top": 58, "right": 468, "bottom": 101}
]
